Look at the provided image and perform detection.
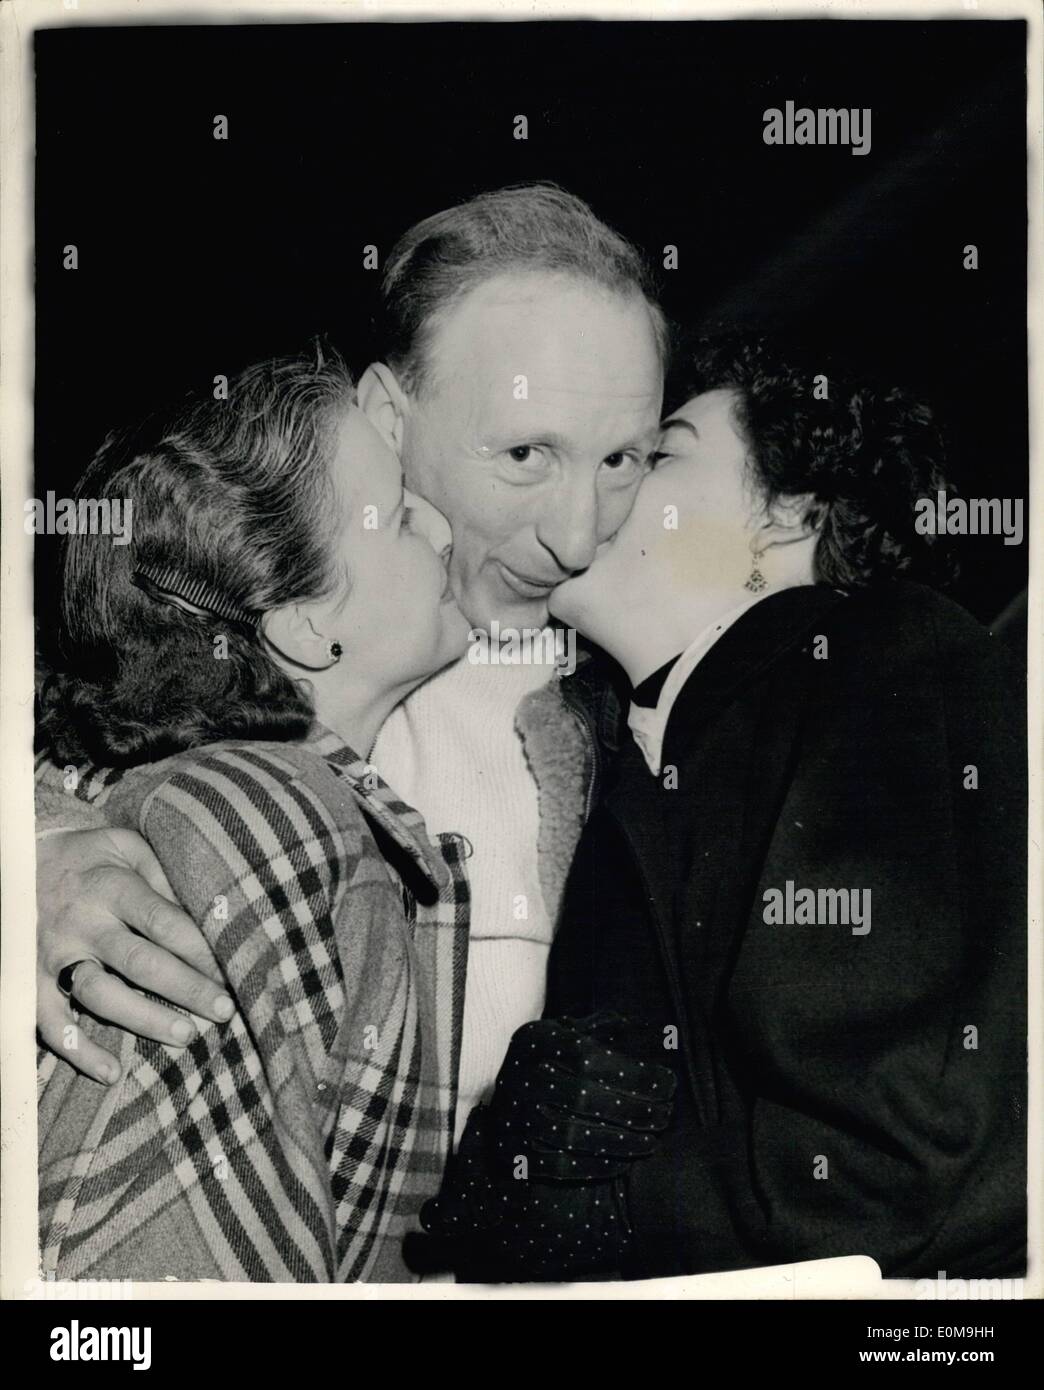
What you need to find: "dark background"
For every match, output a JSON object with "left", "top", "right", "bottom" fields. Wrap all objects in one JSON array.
[{"left": 34, "top": 17, "right": 1029, "bottom": 625}]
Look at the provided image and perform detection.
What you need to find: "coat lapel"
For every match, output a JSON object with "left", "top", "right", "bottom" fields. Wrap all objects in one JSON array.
[
  {"left": 311, "top": 728, "right": 452, "bottom": 892},
  {"left": 606, "top": 587, "right": 849, "bottom": 1123},
  {"left": 660, "top": 586, "right": 848, "bottom": 771}
]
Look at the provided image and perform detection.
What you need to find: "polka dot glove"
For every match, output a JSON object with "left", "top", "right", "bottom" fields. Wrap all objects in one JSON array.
[
  {"left": 484, "top": 1011, "right": 676, "bottom": 1182},
  {"left": 417, "top": 1103, "right": 636, "bottom": 1283},
  {"left": 412, "top": 1012, "right": 676, "bottom": 1281}
]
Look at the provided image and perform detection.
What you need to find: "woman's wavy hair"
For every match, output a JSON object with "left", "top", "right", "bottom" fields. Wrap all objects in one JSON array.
[
  {"left": 666, "top": 333, "right": 958, "bottom": 590},
  {"left": 39, "top": 350, "right": 356, "bottom": 767}
]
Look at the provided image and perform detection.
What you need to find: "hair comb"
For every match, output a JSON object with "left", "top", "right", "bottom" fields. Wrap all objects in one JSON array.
[{"left": 131, "top": 562, "right": 261, "bottom": 633}]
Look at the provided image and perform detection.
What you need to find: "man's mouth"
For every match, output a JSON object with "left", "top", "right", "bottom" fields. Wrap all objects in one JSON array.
[{"left": 495, "top": 561, "right": 561, "bottom": 599}]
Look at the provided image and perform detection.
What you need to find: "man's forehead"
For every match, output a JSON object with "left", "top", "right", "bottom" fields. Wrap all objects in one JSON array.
[
  {"left": 470, "top": 382, "right": 662, "bottom": 450},
  {"left": 429, "top": 271, "right": 663, "bottom": 394}
]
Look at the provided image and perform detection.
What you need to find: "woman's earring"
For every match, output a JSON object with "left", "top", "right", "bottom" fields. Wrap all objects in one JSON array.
[
  {"left": 328, "top": 641, "right": 343, "bottom": 663},
  {"left": 744, "top": 546, "right": 768, "bottom": 594}
]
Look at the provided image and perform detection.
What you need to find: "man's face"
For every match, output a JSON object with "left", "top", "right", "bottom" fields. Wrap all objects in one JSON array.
[{"left": 397, "top": 271, "right": 663, "bottom": 630}]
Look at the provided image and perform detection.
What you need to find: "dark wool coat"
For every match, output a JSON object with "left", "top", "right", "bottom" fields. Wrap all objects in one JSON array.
[{"left": 546, "top": 582, "right": 1027, "bottom": 1280}]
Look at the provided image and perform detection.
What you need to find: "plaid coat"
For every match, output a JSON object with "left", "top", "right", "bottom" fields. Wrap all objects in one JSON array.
[{"left": 37, "top": 729, "right": 470, "bottom": 1282}]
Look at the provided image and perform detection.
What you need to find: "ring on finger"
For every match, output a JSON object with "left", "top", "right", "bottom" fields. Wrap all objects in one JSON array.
[{"left": 56, "top": 956, "right": 105, "bottom": 1001}]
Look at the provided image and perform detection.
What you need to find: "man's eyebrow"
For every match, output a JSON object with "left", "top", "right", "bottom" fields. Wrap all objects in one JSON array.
[
  {"left": 483, "top": 428, "right": 659, "bottom": 456},
  {"left": 596, "top": 423, "right": 662, "bottom": 456},
  {"left": 608, "top": 436, "right": 657, "bottom": 455},
  {"left": 481, "top": 428, "right": 572, "bottom": 452},
  {"left": 659, "top": 418, "right": 699, "bottom": 439}
]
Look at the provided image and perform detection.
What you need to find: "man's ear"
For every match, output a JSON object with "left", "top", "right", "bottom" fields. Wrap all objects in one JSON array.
[
  {"left": 261, "top": 603, "right": 333, "bottom": 671},
  {"left": 357, "top": 361, "right": 409, "bottom": 457}
]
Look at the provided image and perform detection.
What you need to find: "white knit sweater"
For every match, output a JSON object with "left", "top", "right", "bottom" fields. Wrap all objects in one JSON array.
[{"left": 372, "top": 653, "right": 556, "bottom": 1142}]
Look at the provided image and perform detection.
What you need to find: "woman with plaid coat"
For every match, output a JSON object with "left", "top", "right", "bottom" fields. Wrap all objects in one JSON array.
[{"left": 36, "top": 353, "right": 474, "bottom": 1281}]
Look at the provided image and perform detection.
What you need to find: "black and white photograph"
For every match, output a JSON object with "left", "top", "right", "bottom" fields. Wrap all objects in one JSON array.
[{"left": 1, "top": 0, "right": 1040, "bottom": 1347}]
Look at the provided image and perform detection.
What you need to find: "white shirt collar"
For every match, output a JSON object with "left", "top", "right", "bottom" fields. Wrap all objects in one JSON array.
[{"left": 627, "top": 594, "right": 766, "bottom": 776}]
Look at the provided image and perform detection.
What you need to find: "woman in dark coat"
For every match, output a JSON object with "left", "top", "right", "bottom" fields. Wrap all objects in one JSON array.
[{"left": 421, "top": 336, "right": 1026, "bottom": 1284}]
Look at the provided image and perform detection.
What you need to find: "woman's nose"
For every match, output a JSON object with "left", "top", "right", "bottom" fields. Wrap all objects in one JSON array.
[{"left": 404, "top": 489, "right": 453, "bottom": 559}]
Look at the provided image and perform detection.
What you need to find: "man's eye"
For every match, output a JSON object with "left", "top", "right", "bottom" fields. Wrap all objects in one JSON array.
[
  {"left": 648, "top": 451, "right": 674, "bottom": 467},
  {"left": 602, "top": 451, "right": 643, "bottom": 473},
  {"left": 508, "top": 445, "right": 537, "bottom": 463}
]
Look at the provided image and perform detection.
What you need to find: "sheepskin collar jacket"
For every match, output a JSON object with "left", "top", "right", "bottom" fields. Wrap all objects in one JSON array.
[{"left": 513, "top": 641, "right": 628, "bottom": 929}]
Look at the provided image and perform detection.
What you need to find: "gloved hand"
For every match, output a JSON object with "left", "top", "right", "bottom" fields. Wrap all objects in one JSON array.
[
  {"left": 483, "top": 1011, "right": 676, "bottom": 1182},
  {"left": 411, "top": 1011, "right": 676, "bottom": 1282}
]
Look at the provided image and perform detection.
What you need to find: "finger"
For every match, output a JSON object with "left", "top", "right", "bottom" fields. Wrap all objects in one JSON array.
[
  {"left": 556, "top": 1043, "right": 676, "bottom": 1099},
  {"left": 485, "top": 1119, "right": 635, "bottom": 1181},
  {"left": 496, "top": 1063, "right": 673, "bottom": 1128},
  {"left": 505, "top": 1021, "right": 674, "bottom": 1100},
  {"left": 95, "top": 922, "right": 234, "bottom": 1026},
  {"left": 66, "top": 959, "right": 202, "bottom": 1047},
  {"left": 579, "top": 1011, "right": 668, "bottom": 1061},
  {"left": 544, "top": 1074, "right": 673, "bottom": 1129},
  {"left": 488, "top": 1112, "right": 651, "bottom": 1177},
  {"left": 533, "top": 1104, "right": 662, "bottom": 1154},
  {"left": 515, "top": 1144, "right": 631, "bottom": 1182},
  {"left": 491, "top": 1069, "right": 669, "bottom": 1156},
  {"left": 37, "top": 979, "right": 122, "bottom": 1085},
  {"left": 97, "top": 863, "right": 223, "bottom": 986},
  {"left": 506, "top": 1018, "right": 583, "bottom": 1065},
  {"left": 112, "top": 830, "right": 179, "bottom": 905}
]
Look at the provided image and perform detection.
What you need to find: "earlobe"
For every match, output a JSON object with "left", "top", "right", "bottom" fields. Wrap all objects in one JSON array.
[
  {"left": 261, "top": 605, "right": 334, "bottom": 672},
  {"left": 357, "top": 361, "right": 408, "bottom": 456}
]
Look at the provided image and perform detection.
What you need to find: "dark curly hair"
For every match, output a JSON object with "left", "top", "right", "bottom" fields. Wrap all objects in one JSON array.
[
  {"left": 666, "top": 334, "right": 957, "bottom": 590},
  {"left": 39, "top": 351, "right": 356, "bottom": 768}
]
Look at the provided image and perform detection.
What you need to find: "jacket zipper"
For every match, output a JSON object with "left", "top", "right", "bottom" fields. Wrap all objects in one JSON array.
[{"left": 559, "top": 669, "right": 602, "bottom": 821}]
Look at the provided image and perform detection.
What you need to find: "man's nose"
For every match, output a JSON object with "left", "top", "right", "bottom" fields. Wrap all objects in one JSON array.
[
  {"left": 534, "top": 474, "right": 600, "bottom": 575},
  {"left": 404, "top": 489, "right": 452, "bottom": 559}
]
